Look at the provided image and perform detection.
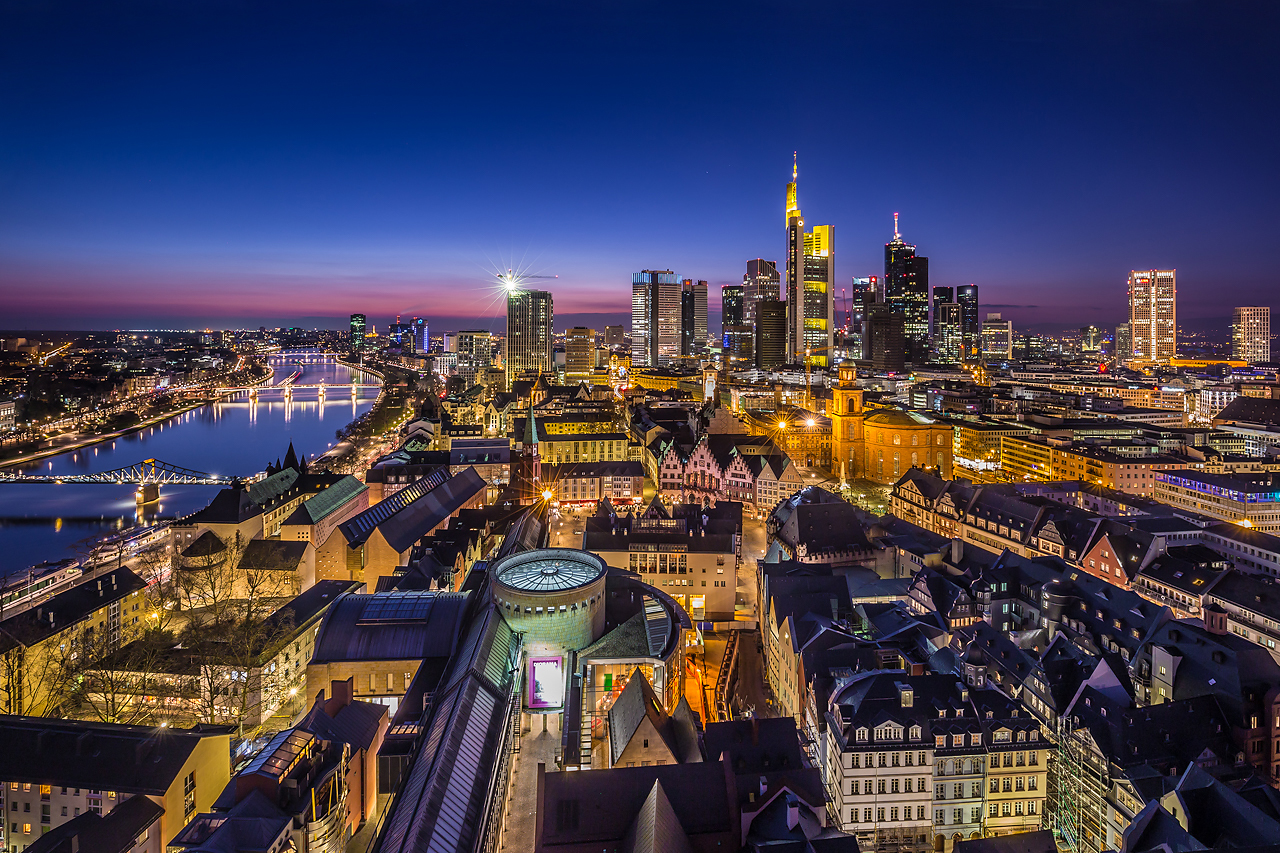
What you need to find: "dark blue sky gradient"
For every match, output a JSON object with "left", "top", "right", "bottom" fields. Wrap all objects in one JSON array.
[{"left": 1, "top": 1, "right": 1277, "bottom": 333}]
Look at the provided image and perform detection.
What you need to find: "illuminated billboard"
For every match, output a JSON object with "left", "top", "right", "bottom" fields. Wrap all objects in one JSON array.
[{"left": 528, "top": 656, "right": 564, "bottom": 709}]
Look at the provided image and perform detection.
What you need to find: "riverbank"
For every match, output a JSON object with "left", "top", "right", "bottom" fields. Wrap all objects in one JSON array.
[{"left": 0, "top": 368, "right": 276, "bottom": 471}]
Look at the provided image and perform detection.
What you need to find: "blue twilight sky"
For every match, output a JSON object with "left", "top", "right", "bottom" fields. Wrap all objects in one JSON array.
[{"left": 1, "top": 0, "right": 1277, "bottom": 335}]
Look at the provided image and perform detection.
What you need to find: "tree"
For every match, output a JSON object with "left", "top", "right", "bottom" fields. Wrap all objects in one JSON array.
[
  {"left": 132, "top": 543, "right": 182, "bottom": 633},
  {"left": 75, "top": 628, "right": 171, "bottom": 726},
  {"left": 173, "top": 531, "right": 244, "bottom": 623}
]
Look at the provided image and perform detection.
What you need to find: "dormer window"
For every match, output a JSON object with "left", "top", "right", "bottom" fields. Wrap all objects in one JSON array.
[
  {"left": 856, "top": 727, "right": 868, "bottom": 742},
  {"left": 910, "top": 725, "right": 921, "bottom": 740}
]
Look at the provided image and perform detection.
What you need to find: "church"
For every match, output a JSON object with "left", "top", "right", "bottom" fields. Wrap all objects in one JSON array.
[{"left": 829, "top": 365, "right": 953, "bottom": 485}]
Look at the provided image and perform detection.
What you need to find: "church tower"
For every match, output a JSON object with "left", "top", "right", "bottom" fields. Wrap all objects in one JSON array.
[{"left": 830, "top": 363, "right": 865, "bottom": 484}]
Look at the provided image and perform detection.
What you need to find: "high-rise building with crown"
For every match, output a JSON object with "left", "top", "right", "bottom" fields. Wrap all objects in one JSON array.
[
  {"left": 956, "top": 284, "right": 979, "bottom": 360},
  {"left": 1128, "top": 269, "right": 1176, "bottom": 362},
  {"left": 631, "top": 269, "right": 681, "bottom": 367},
  {"left": 505, "top": 288, "right": 553, "bottom": 384},
  {"left": 783, "top": 156, "right": 835, "bottom": 366},
  {"left": 884, "top": 214, "right": 929, "bottom": 363}
]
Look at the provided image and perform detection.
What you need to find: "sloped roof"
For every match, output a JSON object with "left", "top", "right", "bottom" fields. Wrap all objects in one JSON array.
[
  {"left": 1215, "top": 396, "right": 1280, "bottom": 426},
  {"left": 246, "top": 467, "right": 299, "bottom": 505},
  {"left": 0, "top": 717, "right": 230, "bottom": 794},
  {"left": 283, "top": 474, "right": 367, "bottom": 527},
  {"left": 339, "top": 467, "right": 485, "bottom": 553},
  {"left": 621, "top": 779, "right": 695, "bottom": 853},
  {"left": 236, "top": 539, "right": 309, "bottom": 574},
  {"left": 26, "top": 794, "right": 164, "bottom": 853},
  {"left": 0, "top": 567, "right": 147, "bottom": 653},
  {"left": 309, "top": 590, "right": 471, "bottom": 663}
]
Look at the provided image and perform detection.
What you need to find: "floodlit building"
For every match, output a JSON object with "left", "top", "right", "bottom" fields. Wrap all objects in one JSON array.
[
  {"left": 784, "top": 160, "right": 835, "bottom": 365},
  {"left": 1128, "top": 269, "right": 1176, "bottom": 362},
  {"left": 631, "top": 269, "right": 681, "bottom": 368},
  {"left": 1232, "top": 306, "right": 1271, "bottom": 364},
  {"left": 505, "top": 287, "right": 553, "bottom": 384}
]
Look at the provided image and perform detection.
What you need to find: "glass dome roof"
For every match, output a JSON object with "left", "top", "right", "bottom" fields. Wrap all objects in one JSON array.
[{"left": 492, "top": 548, "right": 607, "bottom": 593}]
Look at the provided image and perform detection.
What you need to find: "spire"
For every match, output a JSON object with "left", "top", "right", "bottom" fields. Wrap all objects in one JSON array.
[
  {"left": 893, "top": 212, "right": 901, "bottom": 241},
  {"left": 785, "top": 153, "right": 801, "bottom": 225},
  {"left": 792, "top": 150, "right": 797, "bottom": 182}
]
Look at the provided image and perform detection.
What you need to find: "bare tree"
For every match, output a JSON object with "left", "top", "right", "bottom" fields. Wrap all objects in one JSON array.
[{"left": 76, "top": 629, "right": 171, "bottom": 725}]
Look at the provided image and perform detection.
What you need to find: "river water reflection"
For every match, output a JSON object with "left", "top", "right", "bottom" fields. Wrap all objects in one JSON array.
[{"left": 0, "top": 351, "right": 380, "bottom": 575}]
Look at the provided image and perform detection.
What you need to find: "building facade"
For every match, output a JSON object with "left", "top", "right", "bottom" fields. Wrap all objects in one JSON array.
[
  {"left": 1233, "top": 306, "right": 1271, "bottom": 364},
  {"left": 885, "top": 214, "right": 929, "bottom": 364},
  {"left": 631, "top": 269, "right": 681, "bottom": 368},
  {"left": 505, "top": 288, "right": 553, "bottom": 384},
  {"left": 1128, "top": 269, "right": 1177, "bottom": 362}
]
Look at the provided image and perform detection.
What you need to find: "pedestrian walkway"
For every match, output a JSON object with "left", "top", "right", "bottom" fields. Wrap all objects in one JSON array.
[{"left": 499, "top": 712, "right": 560, "bottom": 851}]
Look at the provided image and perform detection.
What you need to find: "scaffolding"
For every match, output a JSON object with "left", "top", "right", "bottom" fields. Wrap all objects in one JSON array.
[{"left": 1048, "top": 718, "right": 1109, "bottom": 853}]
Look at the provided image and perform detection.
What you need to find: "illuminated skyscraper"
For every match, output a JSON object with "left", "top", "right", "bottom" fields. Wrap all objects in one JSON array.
[
  {"left": 930, "top": 286, "right": 953, "bottom": 354},
  {"left": 457, "top": 329, "right": 493, "bottom": 369},
  {"left": 1232, "top": 306, "right": 1270, "bottom": 364},
  {"left": 410, "top": 317, "right": 428, "bottom": 354},
  {"left": 565, "top": 326, "right": 595, "bottom": 380},
  {"left": 1115, "top": 323, "right": 1131, "bottom": 360},
  {"left": 742, "top": 259, "right": 780, "bottom": 329},
  {"left": 934, "top": 302, "right": 962, "bottom": 363},
  {"left": 505, "top": 288, "right": 553, "bottom": 384},
  {"left": 721, "top": 283, "right": 744, "bottom": 331},
  {"left": 981, "top": 313, "right": 1014, "bottom": 363},
  {"left": 680, "top": 278, "right": 708, "bottom": 356},
  {"left": 1128, "top": 269, "right": 1176, "bottom": 361},
  {"left": 349, "top": 314, "right": 366, "bottom": 354},
  {"left": 603, "top": 325, "right": 625, "bottom": 347},
  {"left": 1080, "top": 325, "right": 1101, "bottom": 355},
  {"left": 631, "top": 269, "right": 681, "bottom": 367},
  {"left": 884, "top": 214, "right": 929, "bottom": 363},
  {"left": 956, "top": 285, "right": 979, "bottom": 360},
  {"left": 783, "top": 157, "right": 834, "bottom": 366}
]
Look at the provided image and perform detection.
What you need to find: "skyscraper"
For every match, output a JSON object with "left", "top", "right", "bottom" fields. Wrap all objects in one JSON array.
[
  {"left": 1080, "top": 325, "right": 1101, "bottom": 355},
  {"left": 457, "top": 329, "right": 493, "bottom": 368},
  {"left": 721, "top": 283, "right": 744, "bottom": 331},
  {"left": 680, "top": 279, "right": 708, "bottom": 356},
  {"left": 1128, "top": 269, "right": 1176, "bottom": 361},
  {"left": 411, "top": 317, "right": 428, "bottom": 354},
  {"left": 565, "top": 326, "right": 595, "bottom": 381},
  {"left": 981, "top": 313, "right": 1014, "bottom": 363},
  {"left": 956, "top": 285, "right": 979, "bottom": 361},
  {"left": 742, "top": 259, "right": 780, "bottom": 329},
  {"left": 1115, "top": 323, "right": 1131, "bottom": 360},
  {"left": 349, "top": 314, "right": 366, "bottom": 354},
  {"left": 864, "top": 302, "right": 905, "bottom": 372},
  {"left": 603, "top": 325, "right": 624, "bottom": 347},
  {"left": 754, "top": 299, "right": 787, "bottom": 370},
  {"left": 631, "top": 269, "right": 681, "bottom": 367},
  {"left": 934, "top": 302, "right": 962, "bottom": 363},
  {"left": 505, "top": 288, "right": 553, "bottom": 384},
  {"left": 783, "top": 158, "right": 834, "bottom": 366},
  {"left": 883, "top": 214, "right": 929, "bottom": 363},
  {"left": 849, "top": 276, "right": 876, "bottom": 359},
  {"left": 930, "top": 286, "right": 954, "bottom": 355},
  {"left": 1232, "top": 306, "right": 1271, "bottom": 364}
]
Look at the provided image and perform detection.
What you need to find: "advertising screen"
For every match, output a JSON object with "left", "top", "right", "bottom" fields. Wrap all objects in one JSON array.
[{"left": 528, "top": 656, "right": 564, "bottom": 709}]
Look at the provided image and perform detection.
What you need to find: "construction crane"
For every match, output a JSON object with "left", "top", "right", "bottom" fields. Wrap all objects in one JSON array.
[{"left": 496, "top": 269, "right": 559, "bottom": 290}]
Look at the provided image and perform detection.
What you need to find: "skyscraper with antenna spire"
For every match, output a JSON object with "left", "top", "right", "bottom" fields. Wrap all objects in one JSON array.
[
  {"left": 884, "top": 213, "right": 929, "bottom": 363},
  {"left": 783, "top": 154, "right": 835, "bottom": 366}
]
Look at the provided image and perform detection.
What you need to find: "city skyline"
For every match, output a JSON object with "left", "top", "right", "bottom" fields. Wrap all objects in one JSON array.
[{"left": 2, "top": 2, "right": 1279, "bottom": 332}]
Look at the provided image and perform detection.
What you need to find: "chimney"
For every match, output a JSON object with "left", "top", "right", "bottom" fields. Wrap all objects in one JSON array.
[
  {"left": 786, "top": 794, "right": 801, "bottom": 831},
  {"left": 759, "top": 775, "right": 768, "bottom": 798},
  {"left": 951, "top": 539, "right": 964, "bottom": 564}
]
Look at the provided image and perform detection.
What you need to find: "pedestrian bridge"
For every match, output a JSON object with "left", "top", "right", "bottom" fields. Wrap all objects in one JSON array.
[{"left": 0, "top": 458, "right": 236, "bottom": 485}]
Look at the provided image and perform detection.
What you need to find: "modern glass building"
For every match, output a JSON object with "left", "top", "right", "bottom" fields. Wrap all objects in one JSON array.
[{"left": 505, "top": 288, "right": 553, "bottom": 384}]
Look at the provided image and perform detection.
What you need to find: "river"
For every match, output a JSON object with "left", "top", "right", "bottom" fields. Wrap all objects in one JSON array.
[{"left": 0, "top": 351, "right": 381, "bottom": 575}]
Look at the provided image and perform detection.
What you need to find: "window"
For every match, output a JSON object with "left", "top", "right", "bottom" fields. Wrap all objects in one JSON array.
[
  {"left": 918, "top": 806, "right": 927, "bottom": 820},
  {"left": 864, "top": 809, "right": 873, "bottom": 822},
  {"left": 877, "top": 808, "right": 885, "bottom": 822},
  {"left": 891, "top": 807, "right": 899, "bottom": 821},
  {"left": 936, "top": 810, "right": 945, "bottom": 826},
  {"left": 935, "top": 736, "right": 947, "bottom": 748},
  {"left": 183, "top": 771, "right": 196, "bottom": 819}
]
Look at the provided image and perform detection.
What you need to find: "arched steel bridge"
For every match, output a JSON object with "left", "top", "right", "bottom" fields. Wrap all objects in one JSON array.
[{"left": 0, "top": 458, "right": 236, "bottom": 485}]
